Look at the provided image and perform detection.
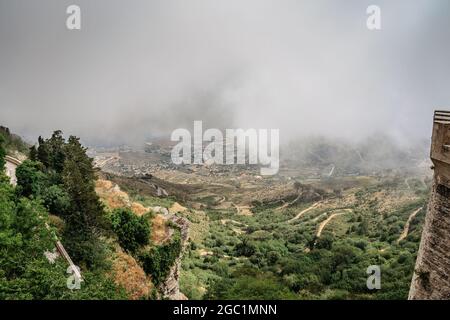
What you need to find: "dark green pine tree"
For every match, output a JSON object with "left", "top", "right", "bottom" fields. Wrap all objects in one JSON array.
[
  {"left": 37, "top": 136, "right": 50, "bottom": 167},
  {"left": 36, "top": 131, "right": 66, "bottom": 185},
  {"left": 62, "top": 136, "right": 107, "bottom": 269},
  {"left": 29, "top": 145, "right": 38, "bottom": 161},
  {"left": 46, "top": 130, "right": 66, "bottom": 174}
]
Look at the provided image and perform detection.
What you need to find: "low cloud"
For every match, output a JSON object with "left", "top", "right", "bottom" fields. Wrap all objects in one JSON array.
[{"left": 0, "top": 0, "right": 449, "bottom": 147}]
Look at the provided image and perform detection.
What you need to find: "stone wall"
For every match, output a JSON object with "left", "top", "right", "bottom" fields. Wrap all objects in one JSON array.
[
  {"left": 159, "top": 214, "right": 190, "bottom": 300},
  {"left": 410, "top": 111, "right": 450, "bottom": 299},
  {"left": 409, "top": 174, "right": 450, "bottom": 299}
]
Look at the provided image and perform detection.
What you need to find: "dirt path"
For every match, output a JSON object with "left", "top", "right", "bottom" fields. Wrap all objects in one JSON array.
[
  {"left": 218, "top": 196, "right": 226, "bottom": 204},
  {"left": 275, "top": 194, "right": 301, "bottom": 211},
  {"left": 397, "top": 207, "right": 423, "bottom": 243},
  {"left": 220, "top": 219, "right": 247, "bottom": 226},
  {"left": 287, "top": 202, "right": 320, "bottom": 223},
  {"left": 316, "top": 209, "right": 352, "bottom": 237}
]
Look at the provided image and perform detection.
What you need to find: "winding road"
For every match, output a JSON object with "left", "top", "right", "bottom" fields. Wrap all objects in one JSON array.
[
  {"left": 275, "top": 194, "right": 301, "bottom": 211},
  {"left": 287, "top": 202, "right": 321, "bottom": 223},
  {"left": 316, "top": 209, "right": 352, "bottom": 237},
  {"left": 397, "top": 207, "right": 423, "bottom": 243}
]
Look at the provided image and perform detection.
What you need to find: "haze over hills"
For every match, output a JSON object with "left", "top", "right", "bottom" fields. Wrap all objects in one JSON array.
[
  {"left": 1, "top": 0, "right": 449, "bottom": 302},
  {"left": 1, "top": 124, "right": 433, "bottom": 300},
  {"left": 1, "top": 1, "right": 450, "bottom": 147}
]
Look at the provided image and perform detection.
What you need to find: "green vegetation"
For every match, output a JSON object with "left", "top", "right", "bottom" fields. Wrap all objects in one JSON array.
[
  {"left": 180, "top": 177, "right": 429, "bottom": 300},
  {"left": 110, "top": 208, "right": 150, "bottom": 253},
  {"left": 0, "top": 127, "right": 432, "bottom": 300},
  {"left": 133, "top": 194, "right": 176, "bottom": 209},
  {"left": 15, "top": 132, "right": 109, "bottom": 269},
  {"left": 139, "top": 230, "right": 182, "bottom": 285},
  {"left": 0, "top": 126, "right": 29, "bottom": 155},
  {"left": 0, "top": 131, "right": 127, "bottom": 299}
]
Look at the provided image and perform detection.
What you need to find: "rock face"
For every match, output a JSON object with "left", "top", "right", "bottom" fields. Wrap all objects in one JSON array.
[
  {"left": 159, "top": 214, "right": 190, "bottom": 300},
  {"left": 409, "top": 111, "right": 450, "bottom": 299},
  {"left": 409, "top": 180, "right": 450, "bottom": 299}
]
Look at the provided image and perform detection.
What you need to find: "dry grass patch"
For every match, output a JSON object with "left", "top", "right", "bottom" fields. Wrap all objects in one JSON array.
[
  {"left": 111, "top": 248, "right": 153, "bottom": 300},
  {"left": 96, "top": 179, "right": 151, "bottom": 216},
  {"left": 151, "top": 214, "right": 171, "bottom": 245}
]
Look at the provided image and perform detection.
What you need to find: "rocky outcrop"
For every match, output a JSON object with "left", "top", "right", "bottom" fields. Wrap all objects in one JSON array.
[{"left": 159, "top": 214, "right": 190, "bottom": 300}]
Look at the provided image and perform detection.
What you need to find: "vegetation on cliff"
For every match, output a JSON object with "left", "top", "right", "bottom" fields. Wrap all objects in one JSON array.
[{"left": 0, "top": 131, "right": 127, "bottom": 299}]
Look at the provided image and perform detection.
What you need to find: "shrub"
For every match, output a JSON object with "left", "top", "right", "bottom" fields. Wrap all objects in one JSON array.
[
  {"left": 110, "top": 208, "right": 150, "bottom": 253},
  {"left": 139, "top": 232, "right": 182, "bottom": 285},
  {"left": 15, "top": 160, "right": 48, "bottom": 197},
  {"left": 41, "top": 185, "right": 71, "bottom": 216}
]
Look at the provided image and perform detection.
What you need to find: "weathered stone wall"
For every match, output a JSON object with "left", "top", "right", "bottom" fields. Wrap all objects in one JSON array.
[
  {"left": 159, "top": 214, "right": 189, "bottom": 300},
  {"left": 409, "top": 175, "right": 450, "bottom": 299}
]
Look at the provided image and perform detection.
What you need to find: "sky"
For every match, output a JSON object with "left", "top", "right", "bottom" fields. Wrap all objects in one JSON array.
[{"left": 0, "top": 0, "right": 449, "bottom": 146}]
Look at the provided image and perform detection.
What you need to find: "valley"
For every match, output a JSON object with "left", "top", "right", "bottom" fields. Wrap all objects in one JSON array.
[{"left": 90, "top": 138, "right": 431, "bottom": 300}]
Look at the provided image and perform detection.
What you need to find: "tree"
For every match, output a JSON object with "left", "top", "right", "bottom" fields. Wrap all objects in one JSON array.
[
  {"left": 357, "top": 218, "right": 369, "bottom": 236},
  {"left": 234, "top": 238, "right": 257, "bottom": 257},
  {"left": 61, "top": 136, "right": 107, "bottom": 268},
  {"left": 207, "top": 272, "right": 297, "bottom": 300},
  {"left": 36, "top": 131, "right": 66, "bottom": 185},
  {"left": 15, "top": 160, "right": 48, "bottom": 198},
  {"left": 0, "top": 194, "right": 56, "bottom": 296},
  {"left": 29, "top": 145, "right": 38, "bottom": 161},
  {"left": 46, "top": 130, "right": 66, "bottom": 175},
  {"left": 37, "top": 136, "right": 50, "bottom": 168},
  {"left": 315, "top": 234, "right": 334, "bottom": 250},
  {"left": 0, "top": 131, "right": 129, "bottom": 300},
  {"left": 110, "top": 208, "right": 150, "bottom": 253},
  {"left": 41, "top": 185, "right": 71, "bottom": 216}
]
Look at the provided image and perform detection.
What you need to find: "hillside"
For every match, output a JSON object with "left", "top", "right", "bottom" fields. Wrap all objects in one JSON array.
[
  {"left": 0, "top": 126, "right": 29, "bottom": 158},
  {"left": 99, "top": 143, "right": 431, "bottom": 300},
  {"left": 0, "top": 128, "right": 433, "bottom": 300},
  {"left": 0, "top": 130, "right": 187, "bottom": 300}
]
